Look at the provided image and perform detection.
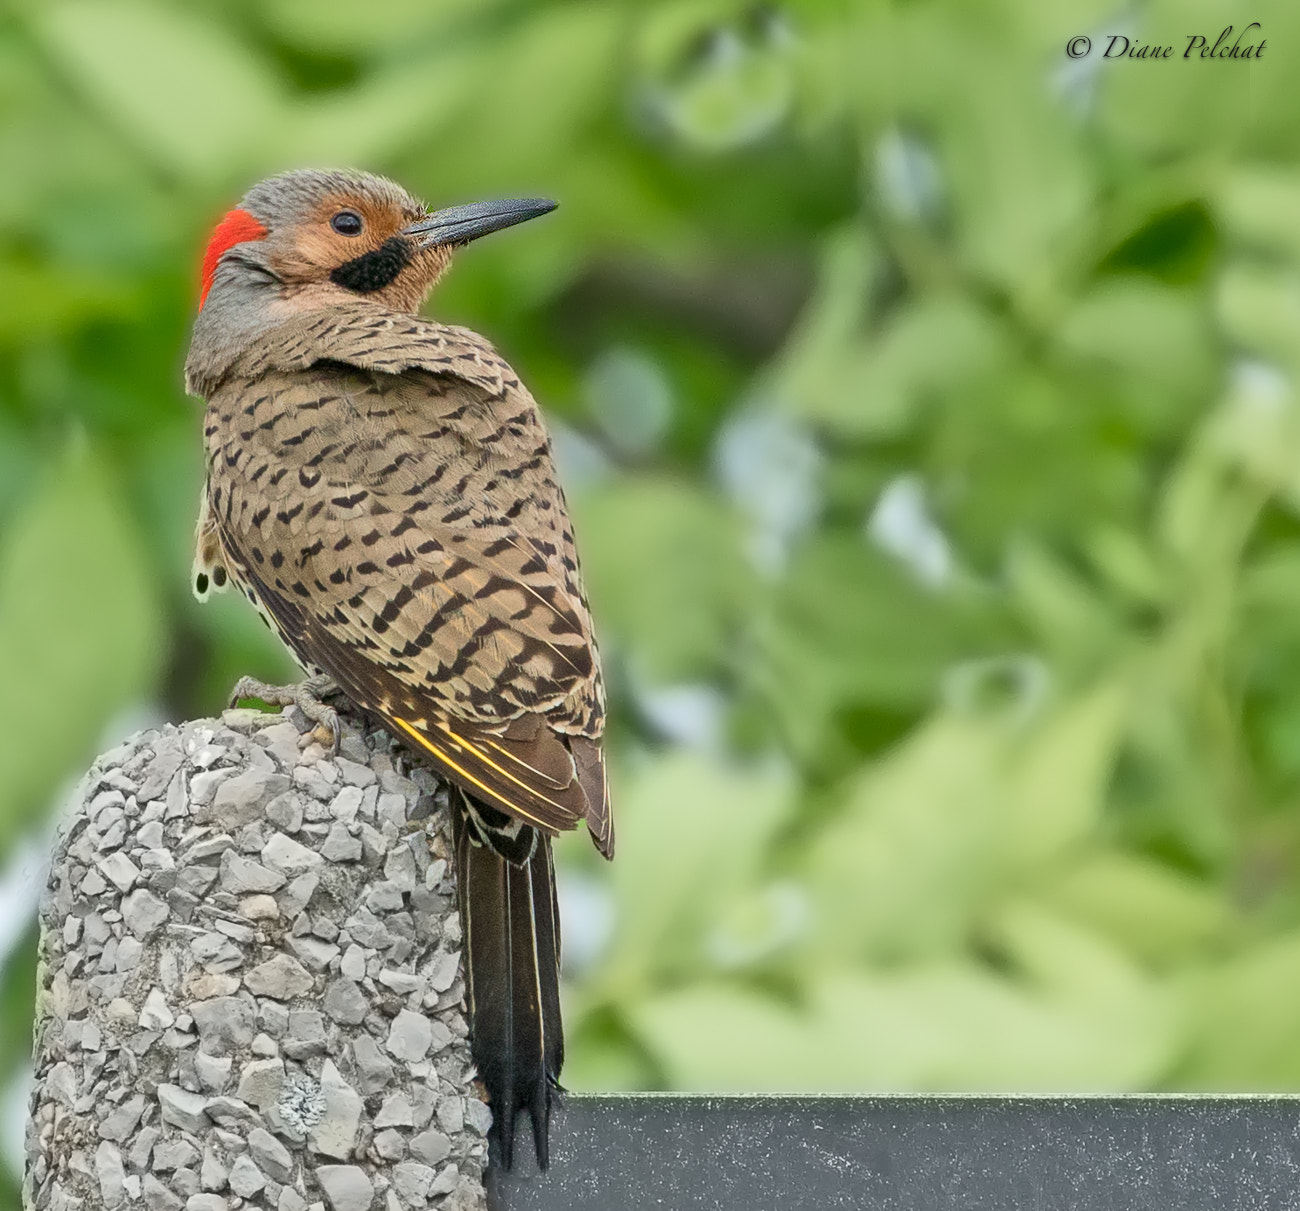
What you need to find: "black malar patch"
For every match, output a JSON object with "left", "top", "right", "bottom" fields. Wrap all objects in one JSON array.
[{"left": 331, "top": 237, "right": 413, "bottom": 292}]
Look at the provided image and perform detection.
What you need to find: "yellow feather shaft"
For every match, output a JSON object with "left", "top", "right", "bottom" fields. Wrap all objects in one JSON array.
[
  {"left": 429, "top": 720, "right": 571, "bottom": 812},
  {"left": 393, "top": 717, "right": 552, "bottom": 830}
]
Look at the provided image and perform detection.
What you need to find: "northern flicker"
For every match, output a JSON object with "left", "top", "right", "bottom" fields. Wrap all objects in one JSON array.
[{"left": 185, "top": 169, "right": 613, "bottom": 1169}]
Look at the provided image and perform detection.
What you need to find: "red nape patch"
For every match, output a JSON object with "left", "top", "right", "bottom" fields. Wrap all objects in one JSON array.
[{"left": 198, "top": 208, "right": 268, "bottom": 309}]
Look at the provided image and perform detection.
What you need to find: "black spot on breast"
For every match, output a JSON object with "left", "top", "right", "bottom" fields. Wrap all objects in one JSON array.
[
  {"left": 213, "top": 567, "right": 227, "bottom": 587},
  {"left": 330, "top": 237, "right": 413, "bottom": 293},
  {"left": 195, "top": 573, "right": 209, "bottom": 594}
]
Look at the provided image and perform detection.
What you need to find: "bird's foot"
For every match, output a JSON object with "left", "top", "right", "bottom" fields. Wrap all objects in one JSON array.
[{"left": 229, "top": 674, "right": 342, "bottom": 753}]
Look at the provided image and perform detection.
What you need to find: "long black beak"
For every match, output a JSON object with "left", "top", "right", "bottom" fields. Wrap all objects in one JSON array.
[{"left": 403, "top": 198, "right": 557, "bottom": 248}]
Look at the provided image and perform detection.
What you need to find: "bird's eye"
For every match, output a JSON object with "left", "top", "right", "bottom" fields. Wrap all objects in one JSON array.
[{"left": 331, "top": 210, "right": 364, "bottom": 236}]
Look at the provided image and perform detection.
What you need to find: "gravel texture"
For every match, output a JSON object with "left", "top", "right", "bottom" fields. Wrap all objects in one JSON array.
[{"left": 26, "top": 705, "right": 488, "bottom": 1211}]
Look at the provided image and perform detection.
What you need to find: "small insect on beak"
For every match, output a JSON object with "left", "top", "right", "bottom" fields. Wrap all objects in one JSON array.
[{"left": 402, "top": 198, "right": 557, "bottom": 249}]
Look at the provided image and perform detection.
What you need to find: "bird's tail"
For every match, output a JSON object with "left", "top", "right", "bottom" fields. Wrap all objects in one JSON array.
[{"left": 451, "top": 786, "right": 563, "bottom": 1169}]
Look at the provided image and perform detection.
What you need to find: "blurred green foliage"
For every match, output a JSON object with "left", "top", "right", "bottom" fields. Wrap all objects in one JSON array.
[{"left": 3, "top": 0, "right": 1300, "bottom": 1194}]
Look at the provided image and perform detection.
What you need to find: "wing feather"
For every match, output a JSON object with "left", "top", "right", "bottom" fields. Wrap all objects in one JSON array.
[{"left": 204, "top": 319, "right": 608, "bottom": 842}]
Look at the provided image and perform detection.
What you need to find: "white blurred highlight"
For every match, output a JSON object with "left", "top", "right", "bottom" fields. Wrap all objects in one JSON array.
[
  {"left": 866, "top": 475, "right": 952, "bottom": 588},
  {"left": 714, "top": 405, "right": 822, "bottom": 575},
  {"left": 2, "top": 1067, "right": 31, "bottom": 1183},
  {"left": 557, "top": 871, "right": 616, "bottom": 979}
]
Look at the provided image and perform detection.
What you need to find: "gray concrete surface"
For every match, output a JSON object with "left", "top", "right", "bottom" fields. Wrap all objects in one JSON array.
[{"left": 490, "top": 1093, "right": 1300, "bottom": 1210}]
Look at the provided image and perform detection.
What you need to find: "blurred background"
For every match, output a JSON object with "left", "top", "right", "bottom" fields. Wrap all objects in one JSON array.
[{"left": 2, "top": 0, "right": 1300, "bottom": 1198}]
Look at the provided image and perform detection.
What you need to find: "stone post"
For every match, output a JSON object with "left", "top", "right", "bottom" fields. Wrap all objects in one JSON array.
[{"left": 24, "top": 705, "right": 488, "bottom": 1211}]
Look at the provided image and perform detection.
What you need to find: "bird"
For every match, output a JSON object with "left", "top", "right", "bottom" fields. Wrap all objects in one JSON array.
[{"left": 184, "top": 168, "right": 614, "bottom": 1170}]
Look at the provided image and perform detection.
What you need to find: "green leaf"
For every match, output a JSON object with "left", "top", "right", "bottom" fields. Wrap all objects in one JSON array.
[
  {"left": 631, "top": 960, "right": 1180, "bottom": 1091},
  {"left": 405, "top": 3, "right": 621, "bottom": 187},
  {"left": 803, "top": 963, "right": 1177, "bottom": 1091},
  {"left": 1057, "top": 280, "right": 1214, "bottom": 413},
  {"left": 262, "top": 0, "right": 498, "bottom": 54},
  {"left": 938, "top": 53, "right": 1092, "bottom": 314},
  {"left": 290, "top": 56, "right": 478, "bottom": 171},
  {"left": 801, "top": 680, "right": 1124, "bottom": 965},
  {"left": 1215, "top": 261, "right": 1300, "bottom": 370},
  {"left": 1006, "top": 541, "right": 1122, "bottom": 674},
  {"left": 639, "top": 4, "right": 796, "bottom": 154},
  {"left": 1098, "top": 0, "right": 1257, "bottom": 162},
  {"left": 1181, "top": 932, "right": 1300, "bottom": 1089},
  {"left": 802, "top": 713, "right": 1009, "bottom": 963},
  {"left": 772, "top": 231, "right": 1010, "bottom": 439},
  {"left": 785, "top": 294, "right": 1008, "bottom": 438},
  {"left": 574, "top": 475, "right": 751, "bottom": 682},
  {"left": 1041, "top": 851, "right": 1230, "bottom": 963},
  {"left": 0, "top": 257, "right": 132, "bottom": 341},
  {"left": 626, "top": 982, "right": 816, "bottom": 1090},
  {"left": 1004, "top": 678, "right": 1127, "bottom": 866},
  {"left": 593, "top": 751, "right": 791, "bottom": 996},
  {"left": 1216, "top": 167, "right": 1300, "bottom": 264},
  {"left": 0, "top": 445, "right": 165, "bottom": 848},
  {"left": 33, "top": 1, "right": 285, "bottom": 182},
  {"left": 1202, "top": 363, "right": 1300, "bottom": 508},
  {"left": 758, "top": 536, "right": 1006, "bottom": 756}
]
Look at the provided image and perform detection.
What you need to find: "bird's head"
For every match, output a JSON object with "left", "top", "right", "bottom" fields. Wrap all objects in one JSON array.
[
  {"left": 186, "top": 168, "right": 555, "bottom": 395},
  {"left": 195, "top": 168, "right": 555, "bottom": 317}
]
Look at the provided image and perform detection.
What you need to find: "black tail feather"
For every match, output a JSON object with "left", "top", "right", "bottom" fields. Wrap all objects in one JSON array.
[{"left": 452, "top": 788, "right": 563, "bottom": 1169}]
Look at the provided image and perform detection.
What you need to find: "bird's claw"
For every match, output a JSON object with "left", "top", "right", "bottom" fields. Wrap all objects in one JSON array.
[
  {"left": 310, "top": 711, "right": 342, "bottom": 754},
  {"left": 227, "top": 674, "right": 342, "bottom": 755}
]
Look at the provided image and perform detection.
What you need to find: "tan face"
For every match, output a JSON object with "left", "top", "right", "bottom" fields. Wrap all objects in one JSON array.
[{"left": 269, "top": 190, "right": 453, "bottom": 314}]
